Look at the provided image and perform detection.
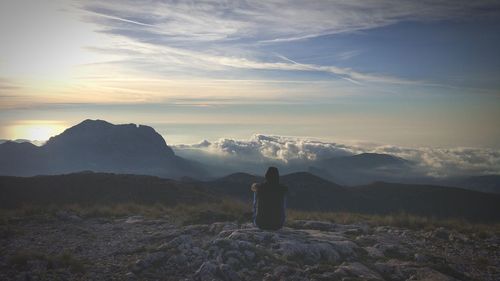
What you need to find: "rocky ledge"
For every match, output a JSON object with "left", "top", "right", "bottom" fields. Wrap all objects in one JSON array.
[{"left": 0, "top": 214, "right": 498, "bottom": 281}]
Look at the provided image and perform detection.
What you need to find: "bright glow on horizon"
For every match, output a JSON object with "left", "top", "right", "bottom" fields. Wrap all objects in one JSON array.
[{"left": 7, "top": 121, "right": 68, "bottom": 141}]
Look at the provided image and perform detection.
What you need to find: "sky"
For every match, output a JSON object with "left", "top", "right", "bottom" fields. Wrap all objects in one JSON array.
[{"left": 1, "top": 0, "right": 500, "bottom": 149}]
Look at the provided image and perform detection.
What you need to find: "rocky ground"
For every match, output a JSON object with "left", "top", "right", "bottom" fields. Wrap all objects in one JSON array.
[{"left": 0, "top": 212, "right": 499, "bottom": 281}]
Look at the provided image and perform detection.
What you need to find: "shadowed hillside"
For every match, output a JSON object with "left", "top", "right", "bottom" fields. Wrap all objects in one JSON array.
[
  {"left": 3, "top": 171, "right": 499, "bottom": 222},
  {"left": 206, "top": 172, "right": 500, "bottom": 221},
  {"left": 350, "top": 182, "right": 500, "bottom": 220},
  {"left": 0, "top": 172, "right": 215, "bottom": 208},
  {"left": 449, "top": 175, "right": 500, "bottom": 194}
]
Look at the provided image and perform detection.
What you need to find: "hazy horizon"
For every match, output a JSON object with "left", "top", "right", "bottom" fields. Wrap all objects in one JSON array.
[{"left": 1, "top": 118, "right": 498, "bottom": 179}]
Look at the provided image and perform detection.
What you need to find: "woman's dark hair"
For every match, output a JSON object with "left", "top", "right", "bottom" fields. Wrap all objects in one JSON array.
[{"left": 265, "top": 167, "right": 279, "bottom": 185}]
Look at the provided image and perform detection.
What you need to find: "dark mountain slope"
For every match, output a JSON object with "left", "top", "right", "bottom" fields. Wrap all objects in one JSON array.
[
  {"left": 2, "top": 171, "right": 500, "bottom": 222},
  {"left": 0, "top": 141, "right": 46, "bottom": 176},
  {"left": 204, "top": 172, "right": 263, "bottom": 200},
  {"left": 448, "top": 175, "right": 500, "bottom": 194},
  {"left": 350, "top": 182, "right": 500, "bottom": 221},
  {"left": 206, "top": 172, "right": 364, "bottom": 212},
  {"left": 0, "top": 172, "right": 215, "bottom": 208},
  {"left": 205, "top": 172, "right": 500, "bottom": 221},
  {"left": 279, "top": 172, "right": 361, "bottom": 211}
]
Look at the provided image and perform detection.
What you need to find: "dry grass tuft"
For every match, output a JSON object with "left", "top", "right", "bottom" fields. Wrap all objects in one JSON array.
[
  {"left": 1, "top": 199, "right": 499, "bottom": 234},
  {"left": 287, "top": 209, "right": 500, "bottom": 234}
]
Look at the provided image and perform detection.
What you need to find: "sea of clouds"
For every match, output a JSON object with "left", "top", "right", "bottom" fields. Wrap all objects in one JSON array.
[{"left": 173, "top": 134, "right": 500, "bottom": 178}]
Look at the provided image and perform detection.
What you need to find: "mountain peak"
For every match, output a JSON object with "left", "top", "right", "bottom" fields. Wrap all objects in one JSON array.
[
  {"left": 281, "top": 171, "right": 344, "bottom": 189},
  {"left": 80, "top": 119, "right": 112, "bottom": 126},
  {"left": 45, "top": 119, "right": 174, "bottom": 157},
  {"left": 66, "top": 119, "right": 138, "bottom": 133},
  {"left": 0, "top": 119, "right": 209, "bottom": 178},
  {"left": 216, "top": 172, "right": 262, "bottom": 183}
]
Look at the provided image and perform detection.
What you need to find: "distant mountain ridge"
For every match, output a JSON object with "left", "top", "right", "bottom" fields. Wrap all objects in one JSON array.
[
  {"left": 0, "top": 139, "right": 45, "bottom": 146},
  {"left": 448, "top": 175, "right": 500, "bottom": 194},
  {"left": 309, "top": 152, "right": 418, "bottom": 185},
  {"left": 0, "top": 119, "right": 206, "bottom": 178},
  {"left": 321, "top": 153, "right": 409, "bottom": 169}
]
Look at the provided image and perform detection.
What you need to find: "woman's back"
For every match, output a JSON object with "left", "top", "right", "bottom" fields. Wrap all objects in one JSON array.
[{"left": 252, "top": 167, "right": 288, "bottom": 230}]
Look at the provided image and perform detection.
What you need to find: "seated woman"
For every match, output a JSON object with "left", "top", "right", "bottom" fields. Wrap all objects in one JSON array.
[{"left": 251, "top": 167, "right": 288, "bottom": 230}]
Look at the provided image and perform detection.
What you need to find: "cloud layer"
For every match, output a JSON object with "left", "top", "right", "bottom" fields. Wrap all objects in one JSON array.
[{"left": 174, "top": 134, "right": 500, "bottom": 178}]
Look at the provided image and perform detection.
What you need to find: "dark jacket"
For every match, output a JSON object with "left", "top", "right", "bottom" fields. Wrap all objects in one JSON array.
[{"left": 252, "top": 181, "right": 288, "bottom": 230}]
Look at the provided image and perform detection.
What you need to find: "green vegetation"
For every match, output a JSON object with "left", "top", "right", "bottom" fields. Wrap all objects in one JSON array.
[{"left": 1, "top": 199, "right": 499, "bottom": 235}]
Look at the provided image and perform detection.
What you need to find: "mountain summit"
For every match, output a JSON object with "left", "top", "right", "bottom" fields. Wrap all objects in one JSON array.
[
  {"left": 45, "top": 119, "right": 175, "bottom": 161},
  {"left": 0, "top": 119, "right": 205, "bottom": 178}
]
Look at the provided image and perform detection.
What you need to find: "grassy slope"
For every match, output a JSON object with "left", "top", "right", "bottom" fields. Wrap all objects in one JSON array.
[{"left": 2, "top": 172, "right": 500, "bottom": 227}]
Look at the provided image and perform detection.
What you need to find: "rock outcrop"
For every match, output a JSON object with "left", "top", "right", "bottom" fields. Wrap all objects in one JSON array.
[{"left": 0, "top": 215, "right": 498, "bottom": 281}]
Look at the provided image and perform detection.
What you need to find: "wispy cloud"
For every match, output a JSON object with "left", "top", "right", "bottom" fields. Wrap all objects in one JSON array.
[
  {"left": 76, "top": 0, "right": 499, "bottom": 86},
  {"left": 3, "top": 0, "right": 497, "bottom": 106},
  {"left": 0, "top": 78, "right": 20, "bottom": 90},
  {"left": 79, "top": 32, "right": 413, "bottom": 84},
  {"left": 336, "top": 50, "right": 363, "bottom": 61},
  {"left": 82, "top": 0, "right": 500, "bottom": 43},
  {"left": 86, "top": 10, "right": 155, "bottom": 27}
]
